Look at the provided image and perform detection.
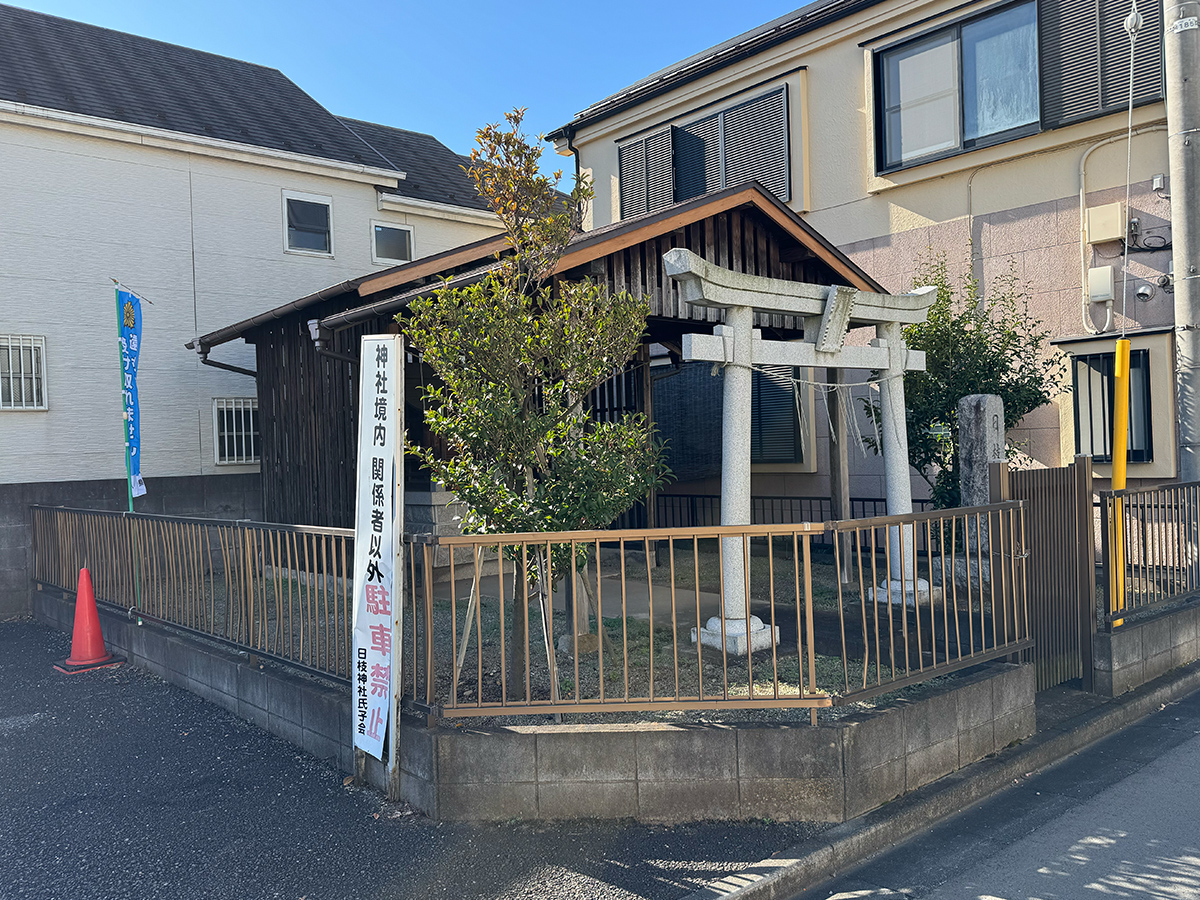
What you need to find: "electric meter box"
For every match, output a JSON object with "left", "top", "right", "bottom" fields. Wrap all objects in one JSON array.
[{"left": 1086, "top": 202, "right": 1125, "bottom": 244}]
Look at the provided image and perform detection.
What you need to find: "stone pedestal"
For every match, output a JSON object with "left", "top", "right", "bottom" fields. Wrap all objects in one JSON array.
[
  {"left": 691, "top": 615, "right": 780, "bottom": 655},
  {"left": 872, "top": 578, "right": 933, "bottom": 607}
]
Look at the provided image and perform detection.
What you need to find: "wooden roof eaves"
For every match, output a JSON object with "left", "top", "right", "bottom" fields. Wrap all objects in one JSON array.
[
  {"left": 552, "top": 183, "right": 884, "bottom": 293},
  {"left": 320, "top": 184, "right": 885, "bottom": 332},
  {"left": 356, "top": 233, "right": 509, "bottom": 297}
]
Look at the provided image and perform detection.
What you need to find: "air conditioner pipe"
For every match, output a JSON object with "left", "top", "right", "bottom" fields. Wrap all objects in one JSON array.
[{"left": 1078, "top": 124, "right": 1167, "bottom": 334}]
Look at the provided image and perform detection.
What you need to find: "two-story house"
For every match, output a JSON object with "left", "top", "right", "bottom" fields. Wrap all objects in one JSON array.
[
  {"left": 549, "top": 0, "right": 1175, "bottom": 504},
  {"left": 0, "top": 4, "right": 501, "bottom": 615}
]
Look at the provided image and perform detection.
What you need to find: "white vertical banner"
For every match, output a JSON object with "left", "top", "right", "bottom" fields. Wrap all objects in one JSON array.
[{"left": 352, "top": 335, "right": 404, "bottom": 761}]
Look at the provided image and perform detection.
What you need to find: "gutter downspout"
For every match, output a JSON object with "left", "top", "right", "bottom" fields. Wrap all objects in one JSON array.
[
  {"left": 308, "top": 319, "right": 359, "bottom": 367},
  {"left": 196, "top": 349, "right": 255, "bottom": 378}
]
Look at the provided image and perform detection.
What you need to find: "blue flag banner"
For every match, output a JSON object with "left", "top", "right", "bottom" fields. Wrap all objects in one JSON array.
[{"left": 116, "top": 288, "right": 147, "bottom": 499}]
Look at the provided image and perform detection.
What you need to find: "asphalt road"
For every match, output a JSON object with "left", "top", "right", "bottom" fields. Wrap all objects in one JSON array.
[
  {"left": 0, "top": 621, "right": 829, "bottom": 900},
  {"left": 812, "top": 684, "right": 1200, "bottom": 899}
]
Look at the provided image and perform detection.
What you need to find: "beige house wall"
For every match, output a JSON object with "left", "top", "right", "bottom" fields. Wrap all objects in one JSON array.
[
  {"left": 565, "top": 0, "right": 1175, "bottom": 490},
  {"left": 0, "top": 117, "right": 500, "bottom": 486}
]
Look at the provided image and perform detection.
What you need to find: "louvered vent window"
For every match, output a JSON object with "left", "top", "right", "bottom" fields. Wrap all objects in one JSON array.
[
  {"left": 617, "top": 87, "right": 790, "bottom": 219},
  {"left": 1042, "top": 0, "right": 1163, "bottom": 127},
  {"left": 751, "top": 366, "right": 804, "bottom": 464},
  {"left": 617, "top": 129, "right": 673, "bottom": 219}
]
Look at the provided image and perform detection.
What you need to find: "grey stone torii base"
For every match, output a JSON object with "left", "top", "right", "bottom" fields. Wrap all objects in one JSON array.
[{"left": 663, "top": 249, "right": 937, "bottom": 649}]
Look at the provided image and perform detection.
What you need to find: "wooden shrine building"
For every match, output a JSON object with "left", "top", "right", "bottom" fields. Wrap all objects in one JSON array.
[{"left": 188, "top": 183, "right": 884, "bottom": 530}]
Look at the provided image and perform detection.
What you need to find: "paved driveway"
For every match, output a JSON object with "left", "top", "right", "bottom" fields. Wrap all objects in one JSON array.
[
  {"left": 0, "top": 621, "right": 826, "bottom": 900},
  {"left": 815, "top": 686, "right": 1200, "bottom": 899}
]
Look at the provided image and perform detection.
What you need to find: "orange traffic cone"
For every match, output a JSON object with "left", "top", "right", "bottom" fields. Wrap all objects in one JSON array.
[{"left": 54, "top": 567, "right": 124, "bottom": 674}]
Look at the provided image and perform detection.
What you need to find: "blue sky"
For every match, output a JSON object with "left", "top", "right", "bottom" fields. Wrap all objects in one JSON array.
[{"left": 17, "top": 0, "right": 803, "bottom": 178}]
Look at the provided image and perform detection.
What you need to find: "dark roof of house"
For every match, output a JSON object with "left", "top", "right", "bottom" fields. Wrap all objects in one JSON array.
[
  {"left": 337, "top": 118, "right": 487, "bottom": 210},
  {"left": 548, "top": 0, "right": 881, "bottom": 138},
  {"left": 0, "top": 3, "right": 396, "bottom": 169}
]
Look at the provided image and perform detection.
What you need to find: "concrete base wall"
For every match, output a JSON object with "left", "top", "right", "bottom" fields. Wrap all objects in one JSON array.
[
  {"left": 3, "top": 474, "right": 261, "bottom": 619},
  {"left": 33, "top": 585, "right": 1034, "bottom": 823},
  {"left": 399, "top": 663, "right": 1035, "bottom": 823},
  {"left": 1094, "top": 599, "right": 1200, "bottom": 697}
]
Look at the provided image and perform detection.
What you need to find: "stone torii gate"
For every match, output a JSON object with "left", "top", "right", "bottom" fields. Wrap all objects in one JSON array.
[{"left": 663, "top": 248, "right": 937, "bottom": 655}]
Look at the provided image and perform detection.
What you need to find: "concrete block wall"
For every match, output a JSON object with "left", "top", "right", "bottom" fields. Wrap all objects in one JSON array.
[
  {"left": 32, "top": 585, "right": 1034, "bottom": 823},
  {"left": 3, "top": 473, "right": 260, "bottom": 618},
  {"left": 1094, "top": 600, "right": 1200, "bottom": 697},
  {"left": 400, "top": 662, "right": 1035, "bottom": 823}
]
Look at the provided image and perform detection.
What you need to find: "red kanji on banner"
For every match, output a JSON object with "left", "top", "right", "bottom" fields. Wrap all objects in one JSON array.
[
  {"left": 369, "top": 663, "right": 390, "bottom": 697},
  {"left": 366, "top": 707, "right": 384, "bottom": 740},
  {"left": 369, "top": 622, "right": 391, "bottom": 655},
  {"left": 365, "top": 584, "right": 391, "bottom": 616}
]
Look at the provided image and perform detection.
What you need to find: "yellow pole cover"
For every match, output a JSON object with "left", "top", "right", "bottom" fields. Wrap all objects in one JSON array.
[{"left": 1110, "top": 339, "right": 1131, "bottom": 625}]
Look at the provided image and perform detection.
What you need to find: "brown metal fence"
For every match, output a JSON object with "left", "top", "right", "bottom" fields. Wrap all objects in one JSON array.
[
  {"left": 32, "top": 501, "right": 1030, "bottom": 718},
  {"left": 1101, "top": 480, "right": 1200, "bottom": 628},
  {"left": 31, "top": 506, "right": 355, "bottom": 680},
  {"left": 400, "top": 502, "right": 1030, "bottom": 718},
  {"left": 997, "top": 456, "right": 1097, "bottom": 691},
  {"left": 830, "top": 502, "right": 1031, "bottom": 700}
]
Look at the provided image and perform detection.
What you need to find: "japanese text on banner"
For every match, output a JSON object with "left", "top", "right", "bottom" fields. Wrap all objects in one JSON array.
[
  {"left": 351, "top": 336, "right": 402, "bottom": 761},
  {"left": 116, "top": 288, "right": 147, "bottom": 498}
]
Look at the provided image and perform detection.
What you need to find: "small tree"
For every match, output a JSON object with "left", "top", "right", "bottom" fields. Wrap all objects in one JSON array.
[
  {"left": 862, "top": 248, "right": 1064, "bottom": 508},
  {"left": 402, "top": 110, "right": 671, "bottom": 677}
]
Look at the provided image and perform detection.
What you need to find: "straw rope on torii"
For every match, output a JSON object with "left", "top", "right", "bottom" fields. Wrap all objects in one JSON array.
[{"left": 662, "top": 248, "right": 937, "bottom": 655}]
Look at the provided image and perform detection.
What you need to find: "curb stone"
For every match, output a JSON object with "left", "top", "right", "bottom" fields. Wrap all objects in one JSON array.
[{"left": 683, "top": 658, "right": 1200, "bottom": 899}]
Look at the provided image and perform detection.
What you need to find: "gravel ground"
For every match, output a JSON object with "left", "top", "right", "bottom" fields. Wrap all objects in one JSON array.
[{"left": 0, "top": 620, "right": 831, "bottom": 900}]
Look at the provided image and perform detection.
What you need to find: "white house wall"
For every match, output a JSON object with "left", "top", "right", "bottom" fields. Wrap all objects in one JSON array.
[{"left": 0, "top": 119, "right": 500, "bottom": 486}]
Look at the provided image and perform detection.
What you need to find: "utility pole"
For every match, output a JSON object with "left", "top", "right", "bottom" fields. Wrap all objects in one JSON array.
[{"left": 1166, "top": 0, "right": 1200, "bottom": 481}]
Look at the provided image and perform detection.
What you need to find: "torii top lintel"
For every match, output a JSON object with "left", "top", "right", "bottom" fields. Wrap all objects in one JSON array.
[{"left": 662, "top": 248, "right": 936, "bottom": 351}]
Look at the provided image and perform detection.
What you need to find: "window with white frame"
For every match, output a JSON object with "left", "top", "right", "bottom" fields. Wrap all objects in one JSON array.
[
  {"left": 282, "top": 190, "right": 333, "bottom": 255},
  {"left": 213, "top": 398, "right": 260, "bottom": 465},
  {"left": 372, "top": 221, "right": 414, "bottom": 265},
  {"left": 1, "top": 334, "right": 47, "bottom": 410}
]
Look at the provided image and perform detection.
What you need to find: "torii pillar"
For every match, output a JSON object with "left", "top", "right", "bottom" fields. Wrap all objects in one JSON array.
[{"left": 664, "top": 249, "right": 936, "bottom": 655}]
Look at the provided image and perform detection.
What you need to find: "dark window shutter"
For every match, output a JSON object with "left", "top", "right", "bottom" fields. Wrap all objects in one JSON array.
[
  {"left": 751, "top": 366, "right": 801, "bottom": 463},
  {"left": 1041, "top": 0, "right": 1164, "bottom": 129},
  {"left": 645, "top": 129, "right": 675, "bottom": 212},
  {"left": 723, "top": 87, "right": 790, "bottom": 200},
  {"left": 1040, "top": 0, "right": 1100, "bottom": 127},
  {"left": 673, "top": 115, "right": 721, "bottom": 202},
  {"left": 1100, "top": 0, "right": 1163, "bottom": 108},
  {"left": 617, "top": 140, "right": 647, "bottom": 219},
  {"left": 618, "top": 129, "right": 673, "bottom": 219}
]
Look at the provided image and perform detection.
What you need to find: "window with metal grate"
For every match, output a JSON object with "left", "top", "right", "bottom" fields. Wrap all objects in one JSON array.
[
  {"left": 213, "top": 398, "right": 261, "bottom": 465},
  {"left": 1072, "top": 348, "right": 1153, "bottom": 463},
  {"left": 0, "top": 334, "right": 47, "bottom": 410}
]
